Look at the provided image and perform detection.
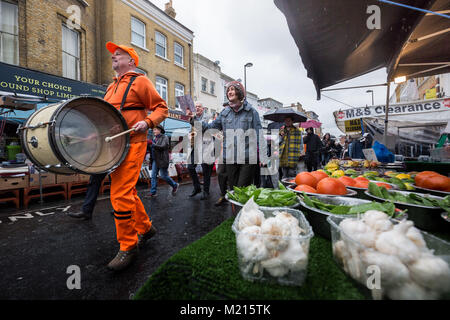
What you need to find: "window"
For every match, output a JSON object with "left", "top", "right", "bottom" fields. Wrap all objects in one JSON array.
[
  {"left": 155, "top": 31, "right": 166, "bottom": 58},
  {"left": 210, "top": 81, "right": 215, "bottom": 95},
  {"left": 156, "top": 76, "right": 167, "bottom": 101},
  {"left": 131, "top": 17, "right": 146, "bottom": 48},
  {"left": 224, "top": 85, "right": 228, "bottom": 102},
  {"left": 62, "top": 24, "right": 80, "bottom": 80},
  {"left": 0, "top": 1, "right": 18, "bottom": 65},
  {"left": 175, "top": 83, "right": 184, "bottom": 109},
  {"left": 201, "top": 77, "right": 207, "bottom": 92},
  {"left": 174, "top": 42, "right": 183, "bottom": 66}
]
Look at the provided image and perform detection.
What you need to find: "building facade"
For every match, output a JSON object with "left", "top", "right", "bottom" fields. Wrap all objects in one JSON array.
[{"left": 0, "top": 0, "right": 194, "bottom": 109}]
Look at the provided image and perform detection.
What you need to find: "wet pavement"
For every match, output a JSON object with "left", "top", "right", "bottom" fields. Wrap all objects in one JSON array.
[{"left": 0, "top": 177, "right": 234, "bottom": 300}]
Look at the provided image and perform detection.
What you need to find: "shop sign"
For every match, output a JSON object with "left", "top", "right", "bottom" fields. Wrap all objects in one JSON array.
[
  {"left": 335, "top": 98, "right": 448, "bottom": 121},
  {"left": 0, "top": 62, "right": 106, "bottom": 100},
  {"left": 344, "top": 119, "right": 362, "bottom": 132}
]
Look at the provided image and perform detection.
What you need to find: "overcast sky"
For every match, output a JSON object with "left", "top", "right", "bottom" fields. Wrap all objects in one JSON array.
[{"left": 151, "top": 0, "right": 396, "bottom": 137}]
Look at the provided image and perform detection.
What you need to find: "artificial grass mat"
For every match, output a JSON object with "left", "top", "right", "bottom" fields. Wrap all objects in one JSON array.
[{"left": 134, "top": 218, "right": 369, "bottom": 300}]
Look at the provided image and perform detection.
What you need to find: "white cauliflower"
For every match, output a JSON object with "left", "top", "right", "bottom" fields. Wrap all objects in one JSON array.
[
  {"left": 236, "top": 226, "right": 269, "bottom": 262},
  {"left": 408, "top": 254, "right": 450, "bottom": 293}
]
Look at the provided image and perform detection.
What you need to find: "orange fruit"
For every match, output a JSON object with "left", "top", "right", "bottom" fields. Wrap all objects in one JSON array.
[
  {"left": 316, "top": 178, "right": 347, "bottom": 195},
  {"left": 354, "top": 180, "right": 369, "bottom": 189},
  {"left": 375, "top": 182, "right": 392, "bottom": 189},
  {"left": 295, "top": 184, "right": 318, "bottom": 193},
  {"left": 338, "top": 176, "right": 356, "bottom": 187},
  {"left": 295, "top": 172, "right": 318, "bottom": 188},
  {"left": 310, "top": 171, "right": 329, "bottom": 182}
]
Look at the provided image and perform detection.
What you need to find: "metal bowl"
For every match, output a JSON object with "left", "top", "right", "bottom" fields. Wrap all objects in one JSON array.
[
  {"left": 225, "top": 191, "right": 300, "bottom": 210},
  {"left": 287, "top": 185, "right": 358, "bottom": 198},
  {"left": 364, "top": 189, "right": 446, "bottom": 231},
  {"left": 298, "top": 195, "right": 407, "bottom": 240},
  {"left": 281, "top": 177, "right": 296, "bottom": 186},
  {"left": 411, "top": 184, "right": 450, "bottom": 197}
]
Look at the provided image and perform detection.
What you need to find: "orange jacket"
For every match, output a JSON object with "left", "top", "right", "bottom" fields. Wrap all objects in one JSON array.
[{"left": 104, "top": 71, "right": 168, "bottom": 143}]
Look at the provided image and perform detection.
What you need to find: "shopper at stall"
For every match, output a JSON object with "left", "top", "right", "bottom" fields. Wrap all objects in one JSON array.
[
  {"left": 187, "top": 81, "right": 263, "bottom": 189},
  {"left": 147, "top": 125, "right": 179, "bottom": 197},
  {"left": 187, "top": 101, "right": 214, "bottom": 200},
  {"left": 279, "top": 116, "right": 302, "bottom": 178},
  {"left": 303, "top": 127, "right": 322, "bottom": 171},
  {"left": 103, "top": 42, "right": 168, "bottom": 271},
  {"left": 321, "top": 133, "right": 333, "bottom": 165}
]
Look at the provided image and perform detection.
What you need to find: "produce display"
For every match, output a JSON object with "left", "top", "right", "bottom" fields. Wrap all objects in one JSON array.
[
  {"left": 226, "top": 183, "right": 298, "bottom": 207},
  {"left": 414, "top": 171, "right": 450, "bottom": 192},
  {"left": 301, "top": 193, "right": 397, "bottom": 216},
  {"left": 368, "top": 182, "right": 450, "bottom": 213},
  {"left": 232, "top": 198, "right": 313, "bottom": 286},
  {"left": 328, "top": 212, "right": 450, "bottom": 300}
]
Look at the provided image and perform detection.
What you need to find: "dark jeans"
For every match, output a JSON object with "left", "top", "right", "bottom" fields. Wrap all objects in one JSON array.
[
  {"left": 216, "top": 164, "right": 228, "bottom": 196},
  {"left": 225, "top": 164, "right": 257, "bottom": 189},
  {"left": 188, "top": 163, "right": 213, "bottom": 193},
  {"left": 82, "top": 173, "right": 107, "bottom": 214},
  {"left": 305, "top": 153, "right": 320, "bottom": 172}
]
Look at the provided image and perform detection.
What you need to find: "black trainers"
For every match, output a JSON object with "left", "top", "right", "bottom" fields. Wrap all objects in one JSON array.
[
  {"left": 145, "top": 193, "right": 157, "bottom": 198},
  {"left": 67, "top": 211, "right": 92, "bottom": 220},
  {"left": 138, "top": 225, "right": 157, "bottom": 248},
  {"left": 172, "top": 183, "right": 179, "bottom": 196},
  {"left": 107, "top": 247, "right": 138, "bottom": 271},
  {"left": 188, "top": 188, "right": 201, "bottom": 197}
]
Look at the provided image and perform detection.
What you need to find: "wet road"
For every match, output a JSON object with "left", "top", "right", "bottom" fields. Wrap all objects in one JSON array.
[{"left": 0, "top": 177, "right": 234, "bottom": 299}]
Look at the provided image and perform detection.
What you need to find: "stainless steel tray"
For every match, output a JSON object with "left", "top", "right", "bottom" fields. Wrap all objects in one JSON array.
[{"left": 411, "top": 184, "right": 450, "bottom": 197}]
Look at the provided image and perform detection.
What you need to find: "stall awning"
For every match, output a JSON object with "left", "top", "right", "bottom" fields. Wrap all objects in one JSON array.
[{"left": 274, "top": 0, "right": 450, "bottom": 99}]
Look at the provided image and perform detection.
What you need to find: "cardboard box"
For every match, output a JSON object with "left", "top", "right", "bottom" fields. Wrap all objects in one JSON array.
[
  {"left": 0, "top": 176, "right": 28, "bottom": 190},
  {"left": 78, "top": 174, "right": 91, "bottom": 182},
  {"left": 29, "top": 173, "right": 56, "bottom": 187},
  {"left": 56, "top": 174, "right": 78, "bottom": 184}
]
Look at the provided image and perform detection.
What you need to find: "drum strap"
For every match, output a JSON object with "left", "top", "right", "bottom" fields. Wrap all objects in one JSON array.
[{"left": 119, "top": 75, "right": 144, "bottom": 112}]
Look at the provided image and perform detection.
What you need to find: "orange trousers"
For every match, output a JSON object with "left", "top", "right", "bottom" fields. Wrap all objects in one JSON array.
[{"left": 110, "top": 141, "right": 151, "bottom": 251}]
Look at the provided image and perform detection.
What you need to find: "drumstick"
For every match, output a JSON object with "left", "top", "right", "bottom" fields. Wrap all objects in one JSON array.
[{"left": 105, "top": 128, "right": 136, "bottom": 142}]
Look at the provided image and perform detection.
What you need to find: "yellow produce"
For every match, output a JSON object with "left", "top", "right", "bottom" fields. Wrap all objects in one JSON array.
[
  {"left": 395, "top": 174, "right": 411, "bottom": 180},
  {"left": 404, "top": 183, "right": 415, "bottom": 190},
  {"left": 331, "top": 170, "right": 345, "bottom": 178}
]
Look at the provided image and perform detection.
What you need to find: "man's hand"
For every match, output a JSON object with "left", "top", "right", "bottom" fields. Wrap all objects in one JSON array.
[
  {"left": 280, "top": 126, "right": 286, "bottom": 137},
  {"left": 133, "top": 120, "right": 149, "bottom": 133},
  {"left": 186, "top": 109, "right": 195, "bottom": 119}
]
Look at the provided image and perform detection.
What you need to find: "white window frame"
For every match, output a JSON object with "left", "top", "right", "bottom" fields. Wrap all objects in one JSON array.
[
  {"left": 0, "top": 1, "right": 19, "bottom": 65},
  {"left": 135, "top": 67, "right": 147, "bottom": 75},
  {"left": 175, "top": 82, "right": 185, "bottom": 109},
  {"left": 156, "top": 76, "right": 168, "bottom": 101},
  {"left": 174, "top": 42, "right": 184, "bottom": 67},
  {"left": 131, "top": 17, "right": 146, "bottom": 49},
  {"left": 62, "top": 24, "right": 80, "bottom": 81},
  {"left": 155, "top": 31, "right": 167, "bottom": 59}
]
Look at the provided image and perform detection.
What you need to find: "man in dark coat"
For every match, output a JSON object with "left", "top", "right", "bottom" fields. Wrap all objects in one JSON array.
[
  {"left": 147, "top": 125, "right": 178, "bottom": 197},
  {"left": 303, "top": 127, "right": 322, "bottom": 172}
]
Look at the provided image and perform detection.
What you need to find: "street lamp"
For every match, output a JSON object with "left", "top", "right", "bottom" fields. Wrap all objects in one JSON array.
[
  {"left": 244, "top": 62, "right": 253, "bottom": 92},
  {"left": 366, "top": 89, "right": 374, "bottom": 106}
]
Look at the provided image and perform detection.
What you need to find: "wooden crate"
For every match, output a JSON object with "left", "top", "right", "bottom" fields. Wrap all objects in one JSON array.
[
  {"left": 78, "top": 174, "right": 91, "bottom": 182},
  {"left": 0, "top": 176, "right": 28, "bottom": 191},
  {"left": 29, "top": 173, "right": 56, "bottom": 187},
  {"left": 56, "top": 174, "right": 78, "bottom": 184}
]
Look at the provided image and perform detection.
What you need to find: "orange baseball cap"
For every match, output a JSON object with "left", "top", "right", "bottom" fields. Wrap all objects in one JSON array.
[{"left": 106, "top": 41, "right": 139, "bottom": 67}]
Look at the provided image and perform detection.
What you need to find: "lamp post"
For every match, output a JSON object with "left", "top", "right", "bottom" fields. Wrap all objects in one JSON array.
[
  {"left": 244, "top": 62, "right": 253, "bottom": 91},
  {"left": 366, "top": 89, "right": 374, "bottom": 106}
]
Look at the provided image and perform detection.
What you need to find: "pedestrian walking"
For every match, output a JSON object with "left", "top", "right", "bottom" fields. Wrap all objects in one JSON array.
[
  {"left": 279, "top": 116, "right": 302, "bottom": 178},
  {"left": 187, "top": 102, "right": 214, "bottom": 200},
  {"left": 147, "top": 125, "right": 179, "bottom": 197},
  {"left": 321, "top": 133, "right": 333, "bottom": 165},
  {"left": 187, "top": 81, "right": 264, "bottom": 189},
  {"left": 303, "top": 127, "right": 322, "bottom": 172},
  {"left": 103, "top": 42, "right": 168, "bottom": 271}
]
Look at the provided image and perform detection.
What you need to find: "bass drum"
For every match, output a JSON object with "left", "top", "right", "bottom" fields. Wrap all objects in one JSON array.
[{"left": 20, "top": 96, "right": 130, "bottom": 175}]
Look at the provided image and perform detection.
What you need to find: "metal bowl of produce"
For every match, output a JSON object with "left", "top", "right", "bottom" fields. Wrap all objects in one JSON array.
[
  {"left": 225, "top": 191, "right": 300, "bottom": 210},
  {"left": 298, "top": 195, "right": 406, "bottom": 240},
  {"left": 364, "top": 189, "right": 447, "bottom": 231},
  {"left": 411, "top": 184, "right": 450, "bottom": 197},
  {"left": 347, "top": 180, "right": 398, "bottom": 199},
  {"left": 287, "top": 185, "right": 358, "bottom": 198},
  {"left": 281, "top": 177, "right": 296, "bottom": 186}
]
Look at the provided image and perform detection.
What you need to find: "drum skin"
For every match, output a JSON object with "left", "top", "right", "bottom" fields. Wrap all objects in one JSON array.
[{"left": 20, "top": 97, "right": 130, "bottom": 175}]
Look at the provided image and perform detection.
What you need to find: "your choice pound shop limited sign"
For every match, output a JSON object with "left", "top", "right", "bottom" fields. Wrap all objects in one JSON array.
[
  {"left": 0, "top": 62, "right": 106, "bottom": 100},
  {"left": 334, "top": 98, "right": 450, "bottom": 122}
]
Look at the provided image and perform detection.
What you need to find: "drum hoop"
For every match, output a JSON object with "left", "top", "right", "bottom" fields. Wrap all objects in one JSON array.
[{"left": 48, "top": 96, "right": 131, "bottom": 175}]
